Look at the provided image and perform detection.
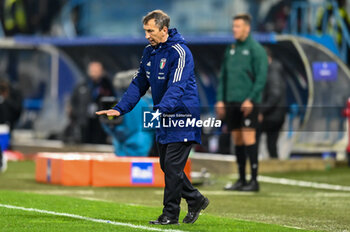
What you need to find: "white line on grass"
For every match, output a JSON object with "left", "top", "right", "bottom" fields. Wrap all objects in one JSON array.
[
  {"left": 258, "top": 175, "right": 350, "bottom": 192},
  {"left": 229, "top": 174, "right": 350, "bottom": 191},
  {"left": 0, "top": 204, "right": 186, "bottom": 232},
  {"left": 154, "top": 190, "right": 257, "bottom": 196}
]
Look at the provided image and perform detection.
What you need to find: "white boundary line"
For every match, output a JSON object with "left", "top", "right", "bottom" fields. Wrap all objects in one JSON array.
[
  {"left": 228, "top": 174, "right": 350, "bottom": 192},
  {"left": 0, "top": 204, "right": 186, "bottom": 232},
  {"left": 259, "top": 176, "right": 350, "bottom": 192}
]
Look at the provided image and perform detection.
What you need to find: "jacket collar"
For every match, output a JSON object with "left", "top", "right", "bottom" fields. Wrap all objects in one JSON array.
[
  {"left": 236, "top": 34, "right": 252, "bottom": 45},
  {"left": 151, "top": 28, "right": 185, "bottom": 53}
]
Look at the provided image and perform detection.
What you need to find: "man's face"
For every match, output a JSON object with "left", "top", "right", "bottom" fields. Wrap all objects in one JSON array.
[
  {"left": 143, "top": 19, "right": 167, "bottom": 46},
  {"left": 232, "top": 19, "right": 250, "bottom": 41},
  {"left": 88, "top": 62, "right": 104, "bottom": 82}
]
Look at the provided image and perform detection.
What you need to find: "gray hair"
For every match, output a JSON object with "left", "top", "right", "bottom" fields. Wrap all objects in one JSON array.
[{"left": 142, "top": 10, "right": 170, "bottom": 30}]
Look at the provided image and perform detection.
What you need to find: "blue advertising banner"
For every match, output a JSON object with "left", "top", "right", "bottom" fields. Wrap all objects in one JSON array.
[
  {"left": 131, "top": 162, "right": 153, "bottom": 184},
  {"left": 312, "top": 62, "right": 338, "bottom": 81}
]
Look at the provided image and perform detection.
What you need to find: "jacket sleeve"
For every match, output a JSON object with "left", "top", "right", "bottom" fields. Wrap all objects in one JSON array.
[
  {"left": 247, "top": 45, "right": 268, "bottom": 101},
  {"left": 153, "top": 44, "right": 192, "bottom": 113},
  {"left": 216, "top": 47, "right": 228, "bottom": 102},
  {"left": 260, "top": 61, "right": 283, "bottom": 114},
  {"left": 113, "top": 51, "right": 150, "bottom": 115}
]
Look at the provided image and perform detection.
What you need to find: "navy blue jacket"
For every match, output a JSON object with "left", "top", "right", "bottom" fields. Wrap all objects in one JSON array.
[{"left": 113, "top": 28, "right": 201, "bottom": 144}]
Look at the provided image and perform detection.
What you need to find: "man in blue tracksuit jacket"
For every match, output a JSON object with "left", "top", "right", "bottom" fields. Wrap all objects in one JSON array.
[{"left": 96, "top": 10, "right": 209, "bottom": 225}]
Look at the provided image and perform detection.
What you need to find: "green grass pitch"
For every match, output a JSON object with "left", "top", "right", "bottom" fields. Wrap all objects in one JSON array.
[{"left": 0, "top": 161, "right": 349, "bottom": 231}]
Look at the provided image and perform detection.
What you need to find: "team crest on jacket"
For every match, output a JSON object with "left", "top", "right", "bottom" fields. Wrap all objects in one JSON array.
[{"left": 159, "top": 58, "right": 167, "bottom": 69}]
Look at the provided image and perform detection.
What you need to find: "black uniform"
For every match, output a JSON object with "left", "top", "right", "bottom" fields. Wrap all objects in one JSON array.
[{"left": 257, "top": 59, "right": 287, "bottom": 158}]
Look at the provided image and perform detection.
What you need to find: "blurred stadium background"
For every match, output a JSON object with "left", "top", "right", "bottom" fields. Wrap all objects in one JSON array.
[{"left": 0, "top": 0, "right": 350, "bottom": 231}]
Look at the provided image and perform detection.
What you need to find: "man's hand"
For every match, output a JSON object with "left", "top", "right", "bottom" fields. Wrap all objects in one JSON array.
[
  {"left": 241, "top": 99, "right": 253, "bottom": 117},
  {"left": 215, "top": 101, "right": 226, "bottom": 120},
  {"left": 95, "top": 109, "right": 121, "bottom": 117}
]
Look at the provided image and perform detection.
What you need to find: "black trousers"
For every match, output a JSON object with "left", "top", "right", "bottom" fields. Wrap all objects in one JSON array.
[
  {"left": 256, "top": 120, "right": 284, "bottom": 158},
  {"left": 157, "top": 142, "right": 202, "bottom": 219}
]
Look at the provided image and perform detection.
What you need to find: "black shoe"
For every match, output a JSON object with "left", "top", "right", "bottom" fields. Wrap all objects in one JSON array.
[
  {"left": 183, "top": 196, "right": 209, "bottom": 224},
  {"left": 241, "top": 180, "right": 259, "bottom": 192},
  {"left": 224, "top": 179, "right": 246, "bottom": 191},
  {"left": 149, "top": 214, "right": 179, "bottom": 225}
]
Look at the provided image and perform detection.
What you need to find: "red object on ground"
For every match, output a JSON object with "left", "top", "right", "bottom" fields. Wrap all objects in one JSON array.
[
  {"left": 35, "top": 153, "right": 191, "bottom": 187},
  {"left": 3, "top": 150, "right": 25, "bottom": 161}
]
